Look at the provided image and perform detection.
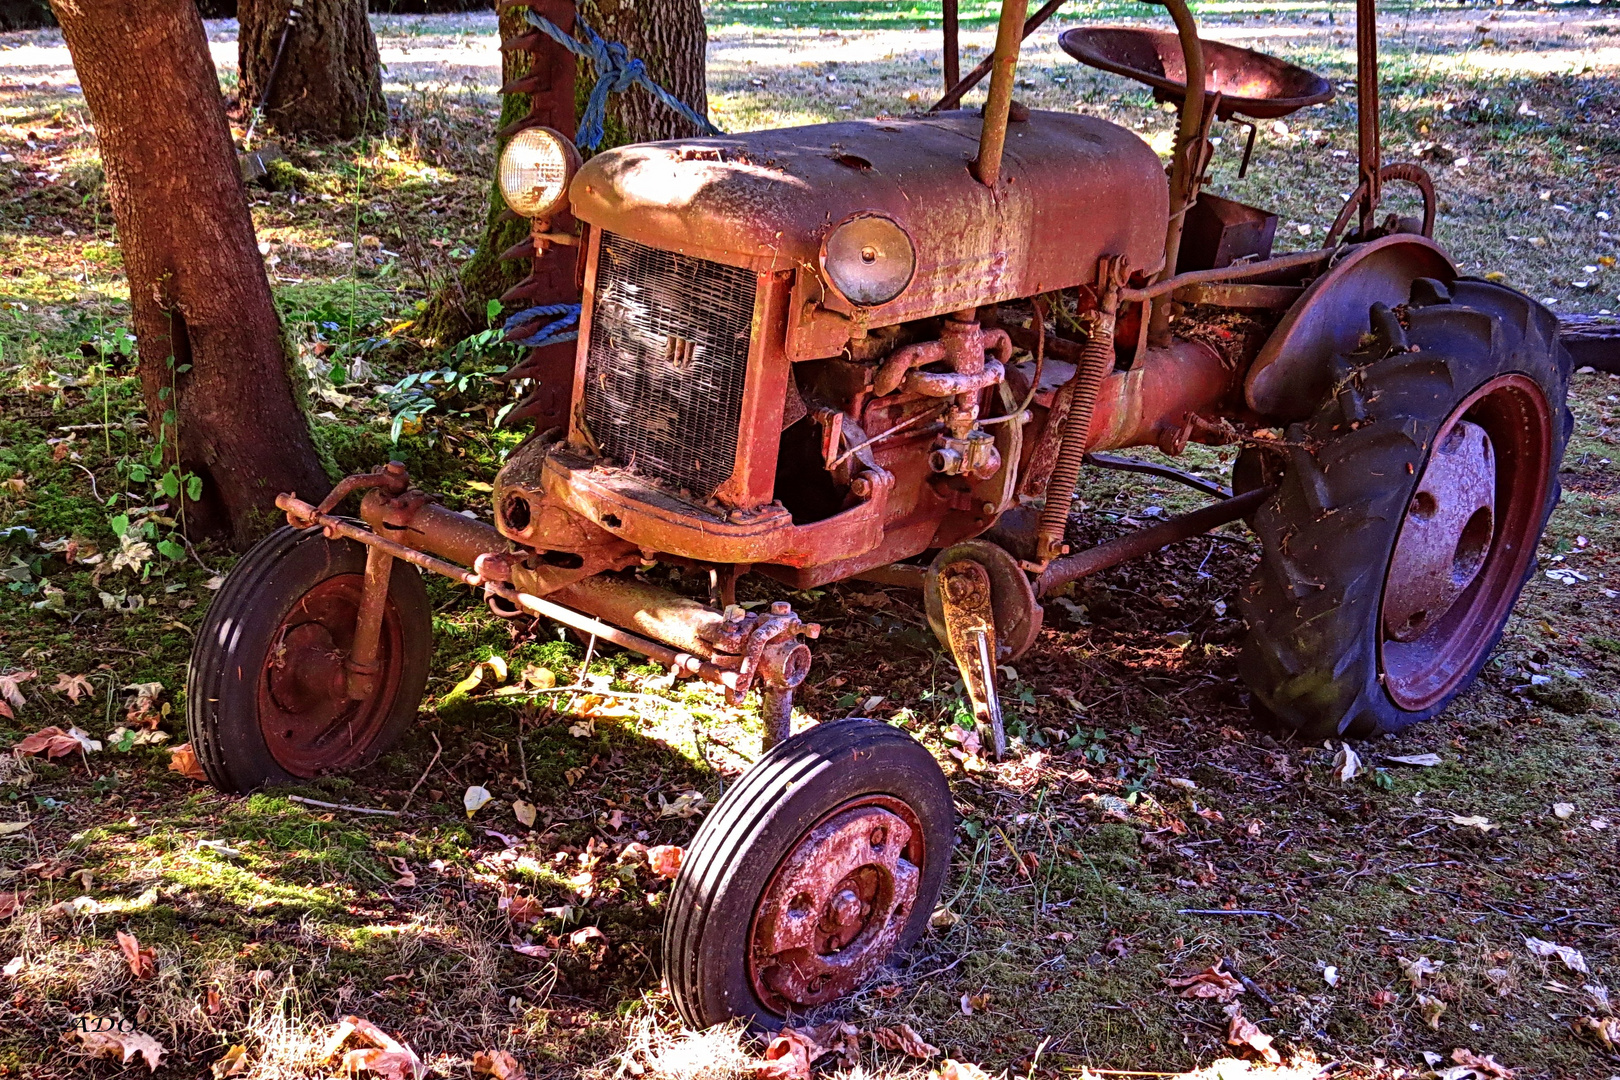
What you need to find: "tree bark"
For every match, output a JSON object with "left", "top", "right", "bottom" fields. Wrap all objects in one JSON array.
[
  {"left": 575, "top": 0, "right": 708, "bottom": 148},
  {"left": 415, "top": 0, "right": 708, "bottom": 349},
  {"left": 238, "top": 0, "right": 385, "bottom": 140},
  {"left": 51, "top": 0, "right": 330, "bottom": 546}
]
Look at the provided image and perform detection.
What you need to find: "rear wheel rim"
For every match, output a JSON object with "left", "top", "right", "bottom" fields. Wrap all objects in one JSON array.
[
  {"left": 748, "top": 795, "right": 926, "bottom": 1015},
  {"left": 1379, "top": 373, "right": 1552, "bottom": 710},
  {"left": 257, "top": 574, "right": 406, "bottom": 777}
]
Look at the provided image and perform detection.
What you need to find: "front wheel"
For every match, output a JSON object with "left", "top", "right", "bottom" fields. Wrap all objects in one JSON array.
[
  {"left": 663, "top": 719, "right": 953, "bottom": 1030},
  {"left": 186, "top": 526, "right": 432, "bottom": 793},
  {"left": 1240, "top": 279, "right": 1570, "bottom": 739}
]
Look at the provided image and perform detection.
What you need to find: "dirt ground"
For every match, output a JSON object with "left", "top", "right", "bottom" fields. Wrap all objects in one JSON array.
[{"left": 1, "top": 4, "right": 1618, "bottom": 1079}]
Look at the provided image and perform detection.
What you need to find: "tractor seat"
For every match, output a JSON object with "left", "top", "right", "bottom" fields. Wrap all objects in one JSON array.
[{"left": 1059, "top": 27, "right": 1333, "bottom": 121}]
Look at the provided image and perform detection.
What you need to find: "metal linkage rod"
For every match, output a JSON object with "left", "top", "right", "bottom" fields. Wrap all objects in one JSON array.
[{"left": 931, "top": 0, "right": 1067, "bottom": 113}]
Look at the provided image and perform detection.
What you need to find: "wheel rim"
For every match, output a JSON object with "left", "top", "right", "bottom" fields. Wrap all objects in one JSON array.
[
  {"left": 748, "top": 795, "right": 925, "bottom": 1014},
  {"left": 1380, "top": 373, "right": 1552, "bottom": 710},
  {"left": 257, "top": 574, "right": 407, "bottom": 777}
]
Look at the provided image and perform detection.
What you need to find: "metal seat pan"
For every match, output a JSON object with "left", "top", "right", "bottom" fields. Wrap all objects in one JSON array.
[{"left": 1059, "top": 26, "right": 1333, "bottom": 120}]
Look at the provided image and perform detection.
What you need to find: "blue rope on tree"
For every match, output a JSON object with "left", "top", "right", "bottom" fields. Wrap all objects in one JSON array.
[
  {"left": 522, "top": 10, "right": 723, "bottom": 151},
  {"left": 504, "top": 302, "right": 581, "bottom": 348}
]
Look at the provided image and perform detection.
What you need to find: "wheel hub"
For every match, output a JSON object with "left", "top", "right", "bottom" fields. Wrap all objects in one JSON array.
[
  {"left": 1383, "top": 419, "right": 1496, "bottom": 642},
  {"left": 256, "top": 575, "right": 403, "bottom": 777},
  {"left": 751, "top": 802, "right": 920, "bottom": 1011}
]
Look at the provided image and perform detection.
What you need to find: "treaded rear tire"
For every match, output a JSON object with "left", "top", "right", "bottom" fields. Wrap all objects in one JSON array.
[
  {"left": 664, "top": 718, "right": 953, "bottom": 1031},
  {"left": 1239, "top": 279, "right": 1570, "bottom": 739},
  {"left": 185, "top": 525, "right": 431, "bottom": 793}
]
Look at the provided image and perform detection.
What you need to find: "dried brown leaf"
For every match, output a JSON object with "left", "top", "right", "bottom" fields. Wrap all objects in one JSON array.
[
  {"left": 1166, "top": 963, "right": 1245, "bottom": 1003},
  {"left": 1225, "top": 1011, "right": 1280, "bottom": 1064},
  {"left": 168, "top": 743, "right": 208, "bottom": 782},
  {"left": 116, "top": 930, "right": 156, "bottom": 979},
  {"left": 648, "top": 844, "right": 683, "bottom": 879},
  {"left": 938, "top": 1061, "right": 993, "bottom": 1080},
  {"left": 1450, "top": 1047, "right": 1515, "bottom": 1078},
  {"left": 870, "top": 1023, "right": 939, "bottom": 1060},
  {"left": 52, "top": 672, "right": 93, "bottom": 704},
  {"left": 65, "top": 1027, "right": 167, "bottom": 1072},
  {"left": 13, "top": 725, "right": 83, "bottom": 759},
  {"left": 473, "top": 1049, "right": 526, "bottom": 1080},
  {"left": 756, "top": 1028, "right": 822, "bottom": 1080}
]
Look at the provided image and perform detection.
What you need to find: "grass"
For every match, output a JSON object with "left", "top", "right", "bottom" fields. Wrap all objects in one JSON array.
[{"left": 2, "top": 4, "right": 1619, "bottom": 1080}]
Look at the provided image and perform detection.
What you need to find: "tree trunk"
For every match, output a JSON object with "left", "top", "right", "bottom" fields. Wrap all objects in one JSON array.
[
  {"left": 575, "top": 0, "right": 708, "bottom": 148},
  {"left": 238, "top": 0, "right": 385, "bottom": 140},
  {"left": 51, "top": 0, "right": 330, "bottom": 546},
  {"left": 415, "top": 0, "right": 708, "bottom": 351}
]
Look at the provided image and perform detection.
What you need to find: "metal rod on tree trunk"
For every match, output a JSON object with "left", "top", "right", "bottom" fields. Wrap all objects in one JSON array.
[
  {"left": 243, "top": 0, "right": 306, "bottom": 145},
  {"left": 943, "top": 0, "right": 960, "bottom": 90},
  {"left": 973, "top": 0, "right": 1029, "bottom": 188},
  {"left": 1355, "top": 0, "right": 1381, "bottom": 236}
]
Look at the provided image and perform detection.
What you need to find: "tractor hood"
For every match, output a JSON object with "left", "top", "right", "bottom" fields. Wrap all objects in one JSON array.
[{"left": 568, "top": 109, "right": 1168, "bottom": 323}]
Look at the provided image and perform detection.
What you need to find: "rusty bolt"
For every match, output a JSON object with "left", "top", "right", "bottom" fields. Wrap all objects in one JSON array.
[
  {"left": 945, "top": 575, "right": 975, "bottom": 603},
  {"left": 729, "top": 508, "right": 751, "bottom": 523},
  {"left": 830, "top": 889, "right": 863, "bottom": 928},
  {"left": 850, "top": 476, "right": 873, "bottom": 498},
  {"left": 385, "top": 460, "right": 407, "bottom": 477},
  {"left": 771, "top": 601, "right": 792, "bottom": 616},
  {"left": 982, "top": 502, "right": 997, "bottom": 515}
]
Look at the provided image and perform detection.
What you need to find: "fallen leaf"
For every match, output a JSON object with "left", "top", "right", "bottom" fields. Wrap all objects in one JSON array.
[
  {"left": 2, "top": 956, "right": 22, "bottom": 977},
  {"left": 211, "top": 1044, "right": 250, "bottom": 1078},
  {"left": 1331, "top": 742, "right": 1361, "bottom": 783},
  {"left": 121, "top": 681, "right": 164, "bottom": 729},
  {"left": 322, "top": 1016, "right": 423, "bottom": 1079},
  {"left": 1551, "top": 802, "right": 1576, "bottom": 820},
  {"left": 512, "top": 800, "right": 537, "bottom": 828},
  {"left": 520, "top": 665, "right": 555, "bottom": 690},
  {"left": 1449, "top": 814, "right": 1498, "bottom": 832},
  {"left": 757, "top": 1028, "right": 822, "bottom": 1080},
  {"left": 1448, "top": 1047, "right": 1515, "bottom": 1078},
  {"left": 870, "top": 1023, "right": 939, "bottom": 1060},
  {"left": 168, "top": 743, "right": 208, "bottom": 781},
  {"left": 13, "top": 725, "right": 88, "bottom": 759},
  {"left": 1385, "top": 752, "right": 1441, "bottom": 766},
  {"left": 1166, "top": 963, "right": 1245, "bottom": 1003},
  {"left": 658, "top": 790, "right": 708, "bottom": 819},
  {"left": 1401, "top": 955, "right": 1444, "bottom": 987},
  {"left": 117, "top": 930, "right": 156, "bottom": 979},
  {"left": 567, "top": 718, "right": 595, "bottom": 738},
  {"left": 52, "top": 672, "right": 94, "bottom": 704},
  {"left": 930, "top": 906, "right": 960, "bottom": 929},
  {"left": 205, "top": 986, "right": 222, "bottom": 1015},
  {"left": 0, "top": 820, "right": 30, "bottom": 837},
  {"left": 1525, "top": 937, "right": 1588, "bottom": 974},
  {"left": 1225, "top": 1011, "right": 1280, "bottom": 1064},
  {"left": 959, "top": 991, "right": 991, "bottom": 1015},
  {"left": 1571, "top": 1015, "right": 1620, "bottom": 1052},
  {"left": 472, "top": 1049, "right": 526, "bottom": 1080},
  {"left": 503, "top": 896, "right": 544, "bottom": 925},
  {"left": 1417, "top": 991, "right": 1447, "bottom": 1029},
  {"left": 648, "top": 844, "right": 683, "bottom": 879},
  {"left": 568, "top": 925, "right": 606, "bottom": 948},
  {"left": 512, "top": 942, "right": 550, "bottom": 959},
  {"left": 464, "top": 785, "right": 493, "bottom": 816},
  {"left": 0, "top": 670, "right": 36, "bottom": 717},
  {"left": 386, "top": 857, "right": 415, "bottom": 888},
  {"left": 938, "top": 1061, "right": 993, "bottom": 1080},
  {"left": 1323, "top": 965, "right": 1339, "bottom": 987},
  {"left": 65, "top": 1027, "right": 166, "bottom": 1072}
]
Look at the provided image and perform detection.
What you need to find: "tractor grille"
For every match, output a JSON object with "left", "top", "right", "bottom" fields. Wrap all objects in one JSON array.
[{"left": 580, "top": 232, "right": 757, "bottom": 499}]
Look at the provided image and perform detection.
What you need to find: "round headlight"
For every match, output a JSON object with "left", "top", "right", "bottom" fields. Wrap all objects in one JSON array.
[
  {"left": 821, "top": 213, "right": 916, "bottom": 307},
  {"left": 498, "top": 126, "right": 581, "bottom": 219}
]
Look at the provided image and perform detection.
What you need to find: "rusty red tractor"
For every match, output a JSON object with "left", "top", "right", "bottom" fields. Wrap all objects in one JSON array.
[{"left": 188, "top": 0, "right": 1569, "bottom": 1030}]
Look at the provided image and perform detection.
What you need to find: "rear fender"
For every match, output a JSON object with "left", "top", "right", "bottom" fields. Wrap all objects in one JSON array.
[{"left": 1244, "top": 234, "right": 1456, "bottom": 420}]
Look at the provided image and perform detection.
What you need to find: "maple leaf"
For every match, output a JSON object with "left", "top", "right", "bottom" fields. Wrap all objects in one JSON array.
[
  {"left": 1226, "top": 1011, "right": 1280, "bottom": 1064},
  {"left": 0, "top": 669, "right": 36, "bottom": 718},
  {"left": 13, "top": 726, "right": 92, "bottom": 759},
  {"left": 648, "top": 844, "right": 683, "bottom": 879},
  {"left": 473, "top": 1049, "right": 526, "bottom": 1080},
  {"left": 1166, "top": 963, "right": 1245, "bottom": 1002},
  {"left": 52, "top": 672, "right": 94, "bottom": 704},
  {"left": 66, "top": 1027, "right": 166, "bottom": 1072}
]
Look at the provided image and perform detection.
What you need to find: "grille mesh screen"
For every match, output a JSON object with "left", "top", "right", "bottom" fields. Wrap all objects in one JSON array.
[{"left": 581, "top": 232, "right": 757, "bottom": 498}]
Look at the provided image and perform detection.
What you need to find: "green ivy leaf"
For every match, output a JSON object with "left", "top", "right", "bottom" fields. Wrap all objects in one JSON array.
[
  {"left": 158, "top": 471, "right": 181, "bottom": 499},
  {"left": 485, "top": 297, "right": 504, "bottom": 323},
  {"left": 186, "top": 475, "right": 203, "bottom": 502},
  {"left": 157, "top": 538, "right": 186, "bottom": 562},
  {"left": 109, "top": 514, "right": 129, "bottom": 537},
  {"left": 128, "top": 464, "right": 148, "bottom": 483}
]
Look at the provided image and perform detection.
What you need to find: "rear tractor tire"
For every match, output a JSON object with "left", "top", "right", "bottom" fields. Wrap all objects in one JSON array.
[
  {"left": 664, "top": 718, "right": 953, "bottom": 1030},
  {"left": 1240, "top": 279, "right": 1570, "bottom": 739},
  {"left": 186, "top": 526, "right": 432, "bottom": 793}
]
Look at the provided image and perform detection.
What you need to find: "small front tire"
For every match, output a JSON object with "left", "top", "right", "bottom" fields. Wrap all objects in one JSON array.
[
  {"left": 663, "top": 719, "right": 953, "bottom": 1030},
  {"left": 185, "top": 526, "right": 432, "bottom": 793}
]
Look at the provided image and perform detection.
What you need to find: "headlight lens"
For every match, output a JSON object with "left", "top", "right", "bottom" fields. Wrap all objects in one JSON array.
[
  {"left": 498, "top": 126, "right": 581, "bottom": 218},
  {"left": 822, "top": 213, "right": 916, "bottom": 306}
]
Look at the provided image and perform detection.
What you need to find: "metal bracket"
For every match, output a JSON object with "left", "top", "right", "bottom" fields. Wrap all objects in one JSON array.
[{"left": 938, "top": 559, "right": 1006, "bottom": 759}]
